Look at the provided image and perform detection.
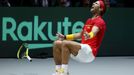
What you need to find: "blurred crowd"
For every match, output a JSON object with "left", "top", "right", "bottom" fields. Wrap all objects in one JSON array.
[{"left": 0, "top": 0, "right": 134, "bottom": 7}]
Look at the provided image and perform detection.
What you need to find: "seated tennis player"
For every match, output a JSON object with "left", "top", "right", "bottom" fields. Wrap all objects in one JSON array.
[{"left": 52, "top": 0, "right": 106, "bottom": 75}]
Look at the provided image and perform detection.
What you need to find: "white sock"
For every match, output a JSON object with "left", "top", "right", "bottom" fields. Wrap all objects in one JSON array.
[
  {"left": 56, "top": 65, "right": 61, "bottom": 70},
  {"left": 62, "top": 64, "right": 68, "bottom": 73}
]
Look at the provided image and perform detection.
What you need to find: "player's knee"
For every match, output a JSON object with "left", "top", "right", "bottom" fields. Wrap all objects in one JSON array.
[
  {"left": 61, "top": 40, "right": 71, "bottom": 53},
  {"left": 53, "top": 40, "right": 62, "bottom": 46},
  {"left": 62, "top": 40, "right": 70, "bottom": 47},
  {"left": 53, "top": 40, "right": 62, "bottom": 53}
]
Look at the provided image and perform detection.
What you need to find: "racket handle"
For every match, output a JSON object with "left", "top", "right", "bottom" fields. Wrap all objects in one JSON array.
[{"left": 26, "top": 55, "right": 32, "bottom": 62}]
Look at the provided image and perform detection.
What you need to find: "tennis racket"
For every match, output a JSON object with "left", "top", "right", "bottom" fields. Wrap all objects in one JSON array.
[{"left": 17, "top": 43, "right": 32, "bottom": 62}]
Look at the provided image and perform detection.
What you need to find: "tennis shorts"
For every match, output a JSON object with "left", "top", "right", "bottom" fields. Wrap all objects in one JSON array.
[{"left": 70, "top": 44, "right": 95, "bottom": 63}]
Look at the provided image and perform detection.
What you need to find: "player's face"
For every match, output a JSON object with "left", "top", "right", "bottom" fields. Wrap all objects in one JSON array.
[{"left": 90, "top": 1, "right": 100, "bottom": 14}]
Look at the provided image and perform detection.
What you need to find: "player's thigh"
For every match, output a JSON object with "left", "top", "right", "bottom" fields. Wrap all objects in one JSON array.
[{"left": 62, "top": 40, "right": 81, "bottom": 56}]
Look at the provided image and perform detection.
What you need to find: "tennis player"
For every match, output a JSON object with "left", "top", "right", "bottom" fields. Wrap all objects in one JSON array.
[{"left": 52, "top": 0, "right": 106, "bottom": 75}]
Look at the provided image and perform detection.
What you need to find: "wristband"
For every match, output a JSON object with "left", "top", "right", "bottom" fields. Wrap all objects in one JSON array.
[{"left": 65, "top": 34, "right": 74, "bottom": 40}]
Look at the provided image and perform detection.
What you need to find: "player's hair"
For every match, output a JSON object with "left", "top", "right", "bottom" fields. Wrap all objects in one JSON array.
[
  {"left": 102, "top": 1, "right": 107, "bottom": 16},
  {"left": 99, "top": 0, "right": 107, "bottom": 16}
]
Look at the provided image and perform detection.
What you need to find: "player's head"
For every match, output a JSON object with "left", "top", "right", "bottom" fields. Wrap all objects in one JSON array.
[{"left": 90, "top": 0, "right": 106, "bottom": 16}]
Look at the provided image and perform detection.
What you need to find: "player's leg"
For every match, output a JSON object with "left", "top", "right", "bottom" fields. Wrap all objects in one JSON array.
[
  {"left": 53, "top": 40, "right": 62, "bottom": 65},
  {"left": 60, "top": 40, "right": 81, "bottom": 75},
  {"left": 53, "top": 40, "right": 63, "bottom": 75},
  {"left": 61, "top": 40, "right": 81, "bottom": 64}
]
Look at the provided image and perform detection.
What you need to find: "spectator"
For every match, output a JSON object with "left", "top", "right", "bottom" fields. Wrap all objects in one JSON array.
[{"left": 0, "top": 0, "right": 11, "bottom": 7}]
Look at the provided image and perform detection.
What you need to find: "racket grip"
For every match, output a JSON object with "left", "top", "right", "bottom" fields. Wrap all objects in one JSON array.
[{"left": 26, "top": 55, "right": 32, "bottom": 62}]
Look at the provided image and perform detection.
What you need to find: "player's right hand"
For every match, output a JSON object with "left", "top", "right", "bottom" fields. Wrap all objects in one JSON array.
[{"left": 56, "top": 32, "right": 65, "bottom": 40}]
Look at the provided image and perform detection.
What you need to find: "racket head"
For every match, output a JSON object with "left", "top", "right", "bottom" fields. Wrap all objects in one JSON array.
[{"left": 17, "top": 43, "right": 27, "bottom": 59}]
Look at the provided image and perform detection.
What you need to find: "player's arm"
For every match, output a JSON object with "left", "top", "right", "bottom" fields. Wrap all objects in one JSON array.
[
  {"left": 91, "top": 25, "right": 100, "bottom": 36},
  {"left": 64, "top": 31, "right": 82, "bottom": 40},
  {"left": 56, "top": 31, "right": 82, "bottom": 40},
  {"left": 84, "top": 25, "right": 100, "bottom": 40},
  {"left": 73, "top": 31, "right": 83, "bottom": 39}
]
